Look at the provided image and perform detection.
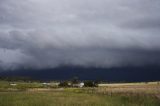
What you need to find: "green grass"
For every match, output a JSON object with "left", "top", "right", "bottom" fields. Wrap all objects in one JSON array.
[
  {"left": 0, "top": 81, "right": 58, "bottom": 91},
  {"left": 0, "top": 81, "right": 160, "bottom": 106},
  {"left": 0, "top": 91, "right": 159, "bottom": 106}
]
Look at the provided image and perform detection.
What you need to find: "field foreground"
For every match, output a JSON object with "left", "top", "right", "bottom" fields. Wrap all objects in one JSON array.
[{"left": 0, "top": 82, "right": 160, "bottom": 106}]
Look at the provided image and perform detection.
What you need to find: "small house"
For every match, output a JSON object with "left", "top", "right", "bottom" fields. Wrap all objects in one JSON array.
[
  {"left": 72, "top": 82, "right": 84, "bottom": 88},
  {"left": 10, "top": 83, "right": 17, "bottom": 86}
]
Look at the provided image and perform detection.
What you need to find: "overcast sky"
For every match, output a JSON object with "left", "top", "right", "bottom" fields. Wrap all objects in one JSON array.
[{"left": 0, "top": 0, "right": 160, "bottom": 70}]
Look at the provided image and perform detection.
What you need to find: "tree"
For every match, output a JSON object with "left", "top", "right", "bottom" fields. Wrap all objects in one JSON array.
[
  {"left": 84, "top": 81, "right": 98, "bottom": 87},
  {"left": 58, "top": 81, "right": 69, "bottom": 87},
  {"left": 71, "top": 76, "right": 79, "bottom": 84}
]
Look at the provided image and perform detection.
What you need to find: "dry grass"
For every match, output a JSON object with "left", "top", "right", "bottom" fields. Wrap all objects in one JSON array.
[{"left": 97, "top": 82, "right": 160, "bottom": 99}]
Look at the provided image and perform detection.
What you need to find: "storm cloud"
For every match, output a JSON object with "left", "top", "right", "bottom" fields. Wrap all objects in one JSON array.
[{"left": 0, "top": 0, "right": 160, "bottom": 70}]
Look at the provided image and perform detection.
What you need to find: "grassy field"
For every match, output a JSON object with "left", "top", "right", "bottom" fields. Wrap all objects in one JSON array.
[
  {"left": 0, "top": 91, "right": 160, "bottom": 106},
  {"left": 0, "top": 81, "right": 160, "bottom": 106}
]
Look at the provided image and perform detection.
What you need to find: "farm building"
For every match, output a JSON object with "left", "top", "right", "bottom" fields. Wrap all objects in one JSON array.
[
  {"left": 72, "top": 82, "right": 84, "bottom": 88},
  {"left": 10, "top": 83, "right": 17, "bottom": 86}
]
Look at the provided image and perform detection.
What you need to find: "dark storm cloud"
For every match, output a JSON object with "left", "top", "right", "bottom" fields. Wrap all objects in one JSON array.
[{"left": 0, "top": 0, "right": 160, "bottom": 70}]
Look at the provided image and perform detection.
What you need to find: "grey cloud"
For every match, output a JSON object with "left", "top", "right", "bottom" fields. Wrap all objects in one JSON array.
[
  {"left": 121, "top": 18, "right": 160, "bottom": 30},
  {"left": 0, "top": 0, "right": 160, "bottom": 70}
]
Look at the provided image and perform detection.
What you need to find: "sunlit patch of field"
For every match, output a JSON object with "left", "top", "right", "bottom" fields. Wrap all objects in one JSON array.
[
  {"left": 98, "top": 82, "right": 159, "bottom": 87},
  {"left": 97, "top": 82, "right": 160, "bottom": 94}
]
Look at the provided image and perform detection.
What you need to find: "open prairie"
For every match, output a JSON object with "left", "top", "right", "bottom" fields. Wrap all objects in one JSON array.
[{"left": 0, "top": 81, "right": 160, "bottom": 106}]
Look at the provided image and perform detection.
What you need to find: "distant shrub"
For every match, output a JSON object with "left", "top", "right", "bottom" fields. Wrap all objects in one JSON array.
[
  {"left": 58, "top": 81, "right": 70, "bottom": 87},
  {"left": 84, "top": 81, "right": 98, "bottom": 87}
]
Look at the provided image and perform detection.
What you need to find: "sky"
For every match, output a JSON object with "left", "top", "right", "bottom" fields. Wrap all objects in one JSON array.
[{"left": 0, "top": 0, "right": 160, "bottom": 70}]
